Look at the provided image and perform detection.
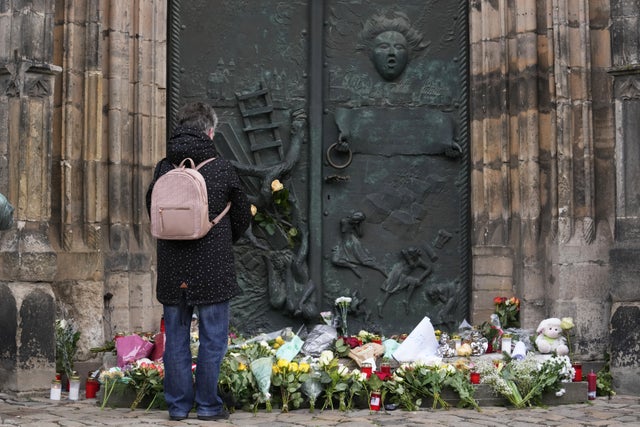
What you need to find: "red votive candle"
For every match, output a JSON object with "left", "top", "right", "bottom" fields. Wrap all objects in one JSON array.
[
  {"left": 572, "top": 362, "right": 582, "bottom": 382},
  {"left": 369, "top": 391, "right": 381, "bottom": 411},
  {"left": 361, "top": 363, "right": 372, "bottom": 378},
  {"left": 470, "top": 372, "right": 480, "bottom": 384},
  {"left": 380, "top": 362, "right": 391, "bottom": 375},
  {"left": 85, "top": 377, "right": 100, "bottom": 399}
]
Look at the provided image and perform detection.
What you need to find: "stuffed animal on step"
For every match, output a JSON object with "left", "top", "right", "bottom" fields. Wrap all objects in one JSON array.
[{"left": 535, "top": 317, "right": 569, "bottom": 356}]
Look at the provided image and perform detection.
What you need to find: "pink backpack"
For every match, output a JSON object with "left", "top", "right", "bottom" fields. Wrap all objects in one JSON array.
[{"left": 150, "top": 158, "right": 231, "bottom": 240}]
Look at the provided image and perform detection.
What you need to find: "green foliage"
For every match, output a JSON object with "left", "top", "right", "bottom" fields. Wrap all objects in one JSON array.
[
  {"left": 55, "top": 318, "right": 81, "bottom": 380},
  {"left": 253, "top": 180, "right": 299, "bottom": 247},
  {"left": 596, "top": 354, "right": 616, "bottom": 397}
]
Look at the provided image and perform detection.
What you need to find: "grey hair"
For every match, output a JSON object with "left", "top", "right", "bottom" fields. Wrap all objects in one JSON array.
[{"left": 176, "top": 102, "right": 219, "bottom": 133}]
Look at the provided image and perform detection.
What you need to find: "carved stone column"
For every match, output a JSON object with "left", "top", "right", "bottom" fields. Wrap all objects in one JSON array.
[
  {"left": 608, "top": 0, "right": 640, "bottom": 395},
  {"left": 0, "top": 1, "right": 60, "bottom": 391}
]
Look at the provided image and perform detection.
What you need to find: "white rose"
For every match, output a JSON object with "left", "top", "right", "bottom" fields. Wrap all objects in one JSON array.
[{"left": 319, "top": 350, "right": 334, "bottom": 366}]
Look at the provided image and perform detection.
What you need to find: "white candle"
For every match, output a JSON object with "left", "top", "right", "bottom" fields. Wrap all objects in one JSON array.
[{"left": 502, "top": 335, "right": 512, "bottom": 356}]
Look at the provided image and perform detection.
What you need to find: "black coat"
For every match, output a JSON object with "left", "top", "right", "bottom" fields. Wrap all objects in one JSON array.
[{"left": 146, "top": 126, "right": 252, "bottom": 305}]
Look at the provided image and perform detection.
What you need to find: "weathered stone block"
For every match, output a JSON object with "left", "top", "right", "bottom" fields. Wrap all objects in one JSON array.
[
  {"left": 609, "top": 247, "right": 640, "bottom": 301},
  {"left": 473, "top": 275, "right": 512, "bottom": 291},
  {"left": 0, "top": 283, "right": 55, "bottom": 393},
  {"left": 610, "top": 304, "right": 640, "bottom": 395},
  {"left": 473, "top": 254, "right": 513, "bottom": 277}
]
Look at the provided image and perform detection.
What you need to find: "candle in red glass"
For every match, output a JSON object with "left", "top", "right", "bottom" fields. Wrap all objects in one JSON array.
[
  {"left": 470, "top": 372, "right": 480, "bottom": 384},
  {"left": 572, "top": 362, "right": 582, "bottom": 382},
  {"left": 361, "top": 363, "right": 372, "bottom": 378},
  {"left": 85, "top": 377, "right": 100, "bottom": 399},
  {"left": 369, "top": 391, "right": 381, "bottom": 411},
  {"left": 380, "top": 362, "right": 391, "bottom": 375},
  {"left": 587, "top": 370, "right": 597, "bottom": 400}
]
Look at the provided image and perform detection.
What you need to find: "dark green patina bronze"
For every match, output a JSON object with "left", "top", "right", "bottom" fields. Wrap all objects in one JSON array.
[{"left": 168, "top": 0, "right": 470, "bottom": 335}]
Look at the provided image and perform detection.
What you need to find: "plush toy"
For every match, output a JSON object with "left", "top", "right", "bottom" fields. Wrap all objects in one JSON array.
[{"left": 535, "top": 318, "right": 569, "bottom": 356}]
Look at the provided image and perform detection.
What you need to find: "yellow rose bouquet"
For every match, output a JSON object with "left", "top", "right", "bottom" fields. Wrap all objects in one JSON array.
[{"left": 271, "top": 358, "right": 310, "bottom": 412}]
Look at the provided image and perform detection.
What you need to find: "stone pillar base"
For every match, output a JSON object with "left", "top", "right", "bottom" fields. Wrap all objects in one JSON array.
[
  {"left": 608, "top": 246, "right": 640, "bottom": 395},
  {"left": 0, "top": 282, "right": 56, "bottom": 393}
]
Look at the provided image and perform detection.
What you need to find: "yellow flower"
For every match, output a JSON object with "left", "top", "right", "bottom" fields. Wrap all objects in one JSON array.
[
  {"left": 277, "top": 358, "right": 289, "bottom": 369},
  {"left": 271, "top": 179, "right": 284, "bottom": 192},
  {"left": 238, "top": 363, "right": 246, "bottom": 371},
  {"left": 275, "top": 336, "right": 285, "bottom": 345},
  {"left": 561, "top": 317, "right": 574, "bottom": 330},
  {"left": 250, "top": 204, "right": 257, "bottom": 216},
  {"left": 273, "top": 342, "right": 281, "bottom": 349},
  {"left": 289, "top": 362, "right": 299, "bottom": 372},
  {"left": 298, "top": 362, "right": 310, "bottom": 373},
  {"left": 272, "top": 365, "right": 280, "bottom": 374}
]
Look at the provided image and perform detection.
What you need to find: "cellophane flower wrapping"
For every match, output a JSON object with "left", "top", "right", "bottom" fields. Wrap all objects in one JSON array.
[
  {"left": 115, "top": 334, "right": 154, "bottom": 368},
  {"left": 301, "top": 369, "right": 323, "bottom": 412},
  {"left": 250, "top": 356, "right": 274, "bottom": 412}
]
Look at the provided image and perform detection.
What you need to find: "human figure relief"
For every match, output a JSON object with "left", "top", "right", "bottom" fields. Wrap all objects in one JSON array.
[
  {"left": 331, "top": 211, "right": 387, "bottom": 278},
  {"left": 377, "top": 247, "right": 432, "bottom": 317}
]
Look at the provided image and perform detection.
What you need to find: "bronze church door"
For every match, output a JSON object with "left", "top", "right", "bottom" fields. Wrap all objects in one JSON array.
[{"left": 168, "top": 0, "right": 470, "bottom": 335}]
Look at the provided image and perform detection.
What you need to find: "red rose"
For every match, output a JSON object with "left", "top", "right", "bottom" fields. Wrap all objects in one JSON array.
[{"left": 341, "top": 336, "right": 362, "bottom": 349}]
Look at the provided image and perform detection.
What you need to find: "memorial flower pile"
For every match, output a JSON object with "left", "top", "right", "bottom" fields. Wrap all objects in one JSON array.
[{"left": 89, "top": 309, "right": 591, "bottom": 414}]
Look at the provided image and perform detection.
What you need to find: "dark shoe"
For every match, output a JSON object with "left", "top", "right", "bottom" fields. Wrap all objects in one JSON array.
[
  {"left": 197, "top": 410, "right": 229, "bottom": 421},
  {"left": 169, "top": 415, "right": 188, "bottom": 421}
]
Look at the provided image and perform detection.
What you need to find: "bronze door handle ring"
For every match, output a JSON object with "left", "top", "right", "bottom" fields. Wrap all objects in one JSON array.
[{"left": 326, "top": 142, "right": 353, "bottom": 169}]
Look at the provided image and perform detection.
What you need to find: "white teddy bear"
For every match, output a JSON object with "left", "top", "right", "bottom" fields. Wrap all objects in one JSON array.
[{"left": 535, "top": 317, "right": 569, "bottom": 356}]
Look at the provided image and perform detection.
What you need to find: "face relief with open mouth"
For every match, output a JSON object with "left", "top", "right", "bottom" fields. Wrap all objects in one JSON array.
[{"left": 372, "top": 30, "right": 409, "bottom": 80}]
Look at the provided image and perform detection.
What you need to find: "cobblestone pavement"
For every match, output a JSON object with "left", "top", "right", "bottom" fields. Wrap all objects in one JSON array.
[{"left": 1, "top": 393, "right": 640, "bottom": 427}]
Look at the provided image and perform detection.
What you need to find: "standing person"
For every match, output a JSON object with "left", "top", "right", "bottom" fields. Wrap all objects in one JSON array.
[{"left": 146, "top": 102, "right": 251, "bottom": 421}]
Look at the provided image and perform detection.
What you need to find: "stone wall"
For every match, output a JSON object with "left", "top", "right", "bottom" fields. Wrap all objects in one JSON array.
[{"left": 468, "top": 0, "right": 615, "bottom": 362}]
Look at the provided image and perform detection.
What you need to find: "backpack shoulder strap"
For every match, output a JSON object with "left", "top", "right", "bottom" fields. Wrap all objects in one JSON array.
[
  {"left": 211, "top": 202, "right": 231, "bottom": 225},
  {"left": 175, "top": 158, "right": 195, "bottom": 169},
  {"left": 195, "top": 157, "right": 216, "bottom": 171}
]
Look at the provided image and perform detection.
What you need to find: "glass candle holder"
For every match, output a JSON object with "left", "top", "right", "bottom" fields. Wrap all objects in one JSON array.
[
  {"left": 501, "top": 335, "right": 512, "bottom": 356},
  {"left": 470, "top": 372, "right": 481, "bottom": 384},
  {"left": 361, "top": 363, "right": 372, "bottom": 378},
  {"left": 369, "top": 390, "right": 381, "bottom": 411},
  {"left": 453, "top": 336, "right": 462, "bottom": 351},
  {"left": 572, "top": 362, "right": 583, "bottom": 382},
  {"left": 85, "top": 376, "right": 100, "bottom": 399},
  {"left": 50, "top": 379, "right": 62, "bottom": 400},
  {"left": 380, "top": 362, "right": 391, "bottom": 375},
  {"left": 68, "top": 374, "right": 81, "bottom": 401}
]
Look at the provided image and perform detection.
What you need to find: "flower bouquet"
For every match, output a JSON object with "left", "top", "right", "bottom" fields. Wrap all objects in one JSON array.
[
  {"left": 335, "top": 297, "right": 352, "bottom": 337},
  {"left": 301, "top": 369, "right": 323, "bottom": 412},
  {"left": 125, "top": 358, "right": 164, "bottom": 411},
  {"left": 250, "top": 357, "right": 274, "bottom": 413},
  {"left": 493, "top": 296, "right": 520, "bottom": 328},
  {"left": 55, "top": 318, "right": 81, "bottom": 382},
  {"left": 98, "top": 367, "right": 125, "bottom": 410},
  {"left": 271, "top": 358, "right": 310, "bottom": 412},
  {"left": 218, "top": 353, "right": 256, "bottom": 411}
]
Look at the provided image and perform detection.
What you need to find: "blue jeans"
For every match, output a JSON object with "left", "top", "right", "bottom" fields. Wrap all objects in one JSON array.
[{"left": 163, "top": 302, "right": 229, "bottom": 418}]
